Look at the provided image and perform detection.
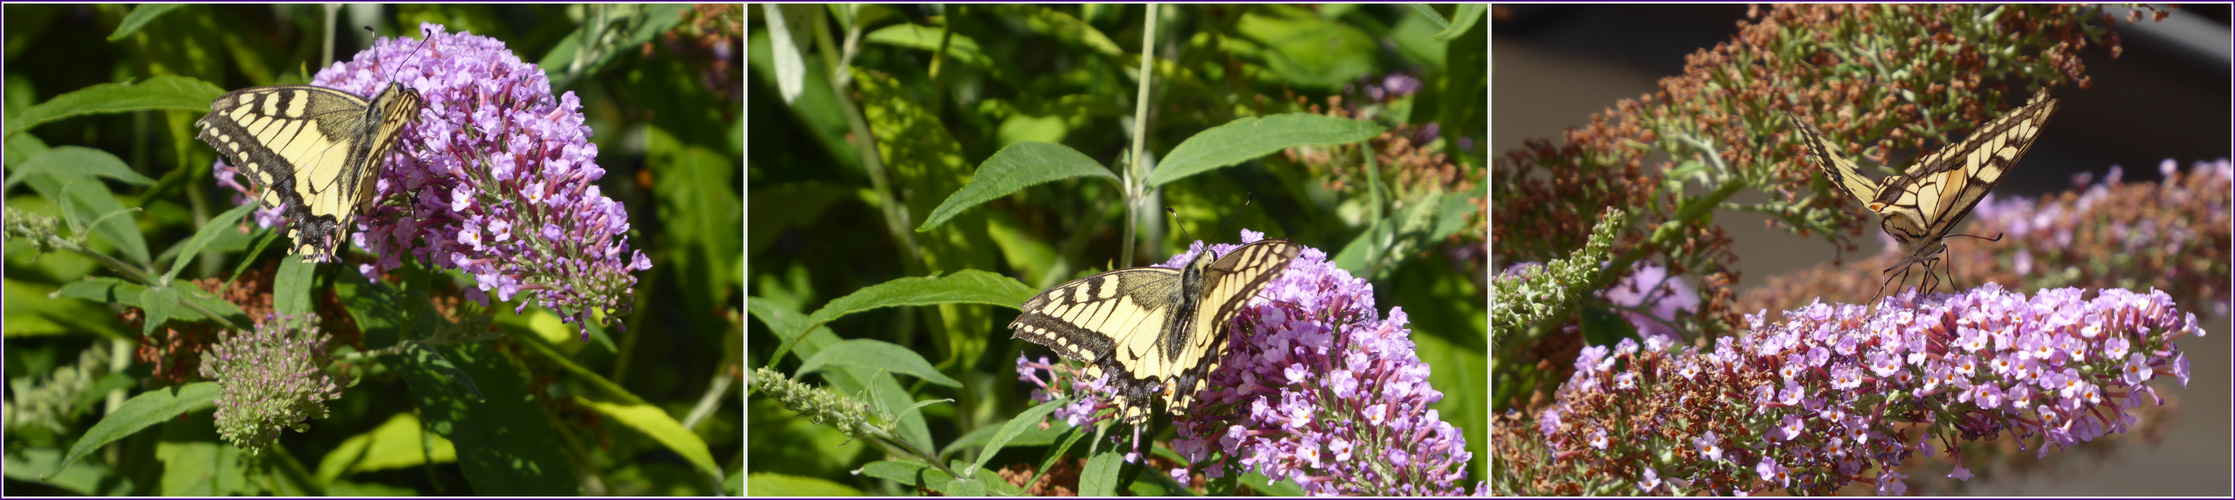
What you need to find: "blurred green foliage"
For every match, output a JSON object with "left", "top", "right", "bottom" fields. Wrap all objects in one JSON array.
[
  {"left": 4, "top": 4, "right": 742, "bottom": 495},
  {"left": 747, "top": 4, "right": 1485, "bottom": 495}
]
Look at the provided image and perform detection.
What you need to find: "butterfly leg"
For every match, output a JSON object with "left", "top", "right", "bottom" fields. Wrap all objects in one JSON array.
[
  {"left": 1937, "top": 254, "right": 1951, "bottom": 293},
  {"left": 1921, "top": 257, "right": 1944, "bottom": 296},
  {"left": 1873, "top": 263, "right": 1912, "bottom": 309}
]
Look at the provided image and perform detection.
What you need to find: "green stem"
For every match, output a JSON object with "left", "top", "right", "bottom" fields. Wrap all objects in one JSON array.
[{"left": 1121, "top": 4, "right": 1162, "bottom": 268}]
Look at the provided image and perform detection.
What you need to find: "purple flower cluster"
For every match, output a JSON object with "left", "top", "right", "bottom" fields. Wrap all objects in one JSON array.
[
  {"left": 1356, "top": 72, "right": 1422, "bottom": 103},
  {"left": 1015, "top": 353, "right": 1115, "bottom": 431},
  {"left": 216, "top": 24, "right": 649, "bottom": 338},
  {"left": 1172, "top": 233, "right": 1475, "bottom": 495},
  {"left": 1018, "top": 231, "right": 1481, "bottom": 495},
  {"left": 1536, "top": 284, "right": 2200, "bottom": 495},
  {"left": 1969, "top": 158, "right": 2233, "bottom": 315}
]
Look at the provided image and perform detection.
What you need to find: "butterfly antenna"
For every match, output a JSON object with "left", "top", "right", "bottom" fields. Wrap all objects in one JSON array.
[
  {"left": 1946, "top": 232, "right": 2005, "bottom": 242},
  {"left": 364, "top": 25, "right": 435, "bottom": 85},
  {"left": 1213, "top": 193, "right": 1257, "bottom": 236},
  {"left": 1164, "top": 207, "right": 1200, "bottom": 245}
]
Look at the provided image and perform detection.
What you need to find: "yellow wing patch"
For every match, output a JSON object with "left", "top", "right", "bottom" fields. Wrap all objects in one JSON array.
[
  {"left": 195, "top": 82, "right": 423, "bottom": 262},
  {"left": 1789, "top": 88, "right": 2058, "bottom": 300},
  {"left": 1009, "top": 239, "right": 1302, "bottom": 426}
]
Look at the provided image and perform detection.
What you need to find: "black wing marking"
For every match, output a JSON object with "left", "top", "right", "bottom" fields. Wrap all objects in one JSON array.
[
  {"left": 1008, "top": 239, "right": 1301, "bottom": 425},
  {"left": 194, "top": 83, "right": 421, "bottom": 261}
]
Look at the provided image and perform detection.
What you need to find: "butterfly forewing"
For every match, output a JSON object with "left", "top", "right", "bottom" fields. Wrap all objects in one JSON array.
[
  {"left": 195, "top": 81, "right": 423, "bottom": 261},
  {"left": 1786, "top": 110, "right": 1883, "bottom": 205},
  {"left": 1872, "top": 89, "right": 2056, "bottom": 247},
  {"left": 1790, "top": 87, "right": 2057, "bottom": 299},
  {"left": 1009, "top": 238, "right": 1301, "bottom": 425},
  {"left": 1166, "top": 239, "right": 1301, "bottom": 417}
]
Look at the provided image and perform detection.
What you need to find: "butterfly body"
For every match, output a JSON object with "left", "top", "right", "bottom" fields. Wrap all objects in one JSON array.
[
  {"left": 1010, "top": 238, "right": 1301, "bottom": 425},
  {"left": 1789, "top": 88, "right": 2056, "bottom": 300},
  {"left": 196, "top": 80, "right": 422, "bottom": 261}
]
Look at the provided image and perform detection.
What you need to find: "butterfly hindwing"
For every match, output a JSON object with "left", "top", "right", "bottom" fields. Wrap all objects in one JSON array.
[
  {"left": 196, "top": 82, "right": 422, "bottom": 261},
  {"left": 1010, "top": 238, "right": 1301, "bottom": 425}
]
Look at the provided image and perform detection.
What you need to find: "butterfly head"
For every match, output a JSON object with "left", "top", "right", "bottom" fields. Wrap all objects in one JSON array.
[
  {"left": 369, "top": 83, "right": 425, "bottom": 120},
  {"left": 1178, "top": 244, "right": 1217, "bottom": 286}
]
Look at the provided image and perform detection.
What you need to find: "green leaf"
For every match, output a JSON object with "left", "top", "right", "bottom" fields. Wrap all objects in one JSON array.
[
  {"left": 160, "top": 203, "right": 255, "bottom": 284},
  {"left": 965, "top": 399, "right": 1063, "bottom": 475},
  {"left": 502, "top": 330, "right": 729, "bottom": 479},
  {"left": 1235, "top": 8, "right": 1378, "bottom": 88},
  {"left": 109, "top": 4, "right": 184, "bottom": 41},
  {"left": 399, "top": 342, "right": 578, "bottom": 494},
  {"left": 1002, "top": 5, "right": 1123, "bottom": 56},
  {"left": 1580, "top": 304, "right": 1638, "bottom": 348},
  {"left": 4, "top": 75, "right": 224, "bottom": 138},
  {"left": 940, "top": 412, "right": 1069, "bottom": 458},
  {"left": 1079, "top": 448, "right": 1124, "bottom": 496},
  {"left": 853, "top": 67, "right": 1002, "bottom": 377},
  {"left": 575, "top": 396, "right": 722, "bottom": 480},
  {"left": 647, "top": 126, "right": 741, "bottom": 339},
  {"left": 52, "top": 382, "right": 219, "bottom": 477},
  {"left": 138, "top": 286, "right": 178, "bottom": 336},
  {"left": 759, "top": 4, "right": 814, "bottom": 103},
  {"left": 6, "top": 279, "right": 130, "bottom": 339},
  {"left": 3, "top": 448, "right": 131, "bottom": 494},
  {"left": 1432, "top": 353, "right": 1489, "bottom": 486},
  {"left": 856, "top": 459, "right": 950, "bottom": 489},
  {"left": 4, "top": 145, "right": 156, "bottom": 191},
  {"left": 334, "top": 272, "right": 409, "bottom": 348},
  {"left": 1331, "top": 216, "right": 1396, "bottom": 277},
  {"left": 53, "top": 277, "right": 138, "bottom": 304},
  {"left": 536, "top": 4, "right": 689, "bottom": 89},
  {"left": 273, "top": 256, "right": 314, "bottom": 316},
  {"left": 1431, "top": 190, "right": 1480, "bottom": 242},
  {"left": 862, "top": 459, "right": 1017, "bottom": 496},
  {"left": 325, "top": 481, "right": 418, "bottom": 497},
  {"left": 838, "top": 270, "right": 1010, "bottom": 325},
  {"left": 744, "top": 472, "right": 862, "bottom": 496},
  {"left": 796, "top": 339, "right": 961, "bottom": 387},
  {"left": 1027, "top": 420, "right": 1089, "bottom": 492},
  {"left": 228, "top": 229, "right": 280, "bottom": 285},
  {"left": 746, "top": 181, "right": 849, "bottom": 256},
  {"left": 156, "top": 439, "right": 245, "bottom": 495},
  {"left": 5, "top": 131, "right": 53, "bottom": 168},
  {"left": 749, "top": 298, "right": 937, "bottom": 453},
  {"left": 917, "top": 141, "right": 1117, "bottom": 231},
  {"left": 1408, "top": 4, "right": 1452, "bottom": 31},
  {"left": 1435, "top": 5, "right": 1486, "bottom": 41},
  {"left": 1441, "top": 15, "right": 1487, "bottom": 166},
  {"left": 1239, "top": 471, "right": 1305, "bottom": 495},
  {"left": 25, "top": 171, "right": 151, "bottom": 264},
  {"left": 1148, "top": 114, "right": 1384, "bottom": 187},
  {"left": 863, "top": 24, "right": 1020, "bottom": 83},
  {"left": 176, "top": 286, "right": 249, "bottom": 326},
  {"left": 746, "top": 298, "right": 810, "bottom": 348},
  {"left": 51, "top": 277, "right": 242, "bottom": 325},
  {"left": 943, "top": 466, "right": 991, "bottom": 496},
  {"left": 769, "top": 270, "right": 1034, "bottom": 364},
  {"left": 313, "top": 413, "right": 457, "bottom": 483}
]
